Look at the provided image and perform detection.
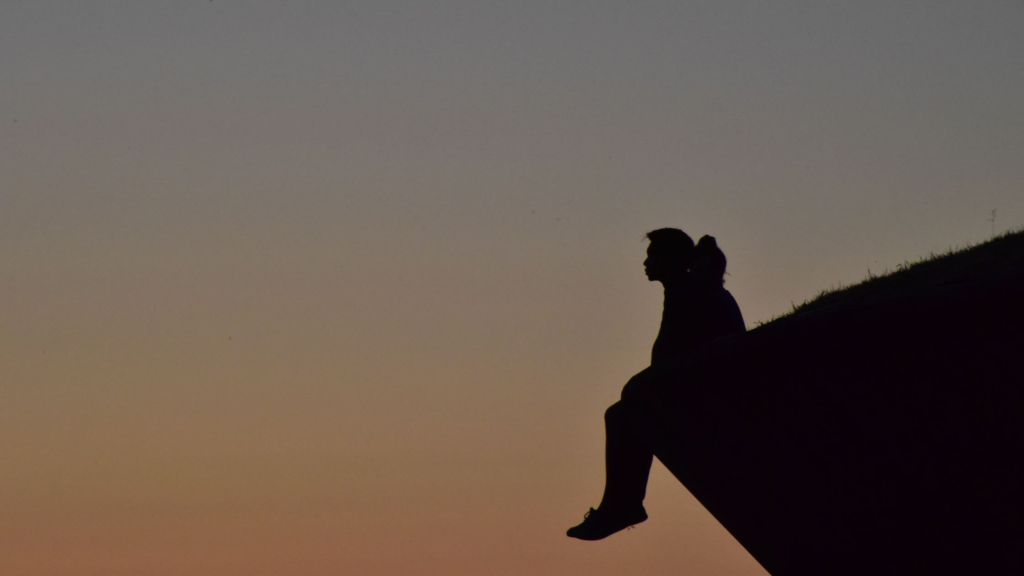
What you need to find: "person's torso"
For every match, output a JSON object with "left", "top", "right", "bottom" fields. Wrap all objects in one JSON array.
[{"left": 650, "top": 277, "right": 745, "bottom": 366}]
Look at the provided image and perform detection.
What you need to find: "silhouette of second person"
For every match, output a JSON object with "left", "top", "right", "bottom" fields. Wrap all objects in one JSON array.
[
  {"left": 567, "top": 229, "right": 746, "bottom": 541},
  {"left": 692, "top": 234, "right": 745, "bottom": 336}
]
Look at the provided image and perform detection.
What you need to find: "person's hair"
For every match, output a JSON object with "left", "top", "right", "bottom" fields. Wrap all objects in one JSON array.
[
  {"left": 645, "top": 228, "right": 695, "bottom": 271},
  {"left": 693, "top": 235, "right": 727, "bottom": 285}
]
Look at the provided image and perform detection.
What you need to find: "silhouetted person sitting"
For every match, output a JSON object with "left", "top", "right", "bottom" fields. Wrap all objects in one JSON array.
[
  {"left": 566, "top": 228, "right": 746, "bottom": 541},
  {"left": 692, "top": 235, "right": 745, "bottom": 337}
]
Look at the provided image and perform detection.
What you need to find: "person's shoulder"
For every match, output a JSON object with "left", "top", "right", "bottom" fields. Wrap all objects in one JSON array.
[
  {"left": 678, "top": 273, "right": 711, "bottom": 294},
  {"left": 717, "top": 287, "right": 741, "bottom": 309},
  {"left": 668, "top": 277, "right": 712, "bottom": 307}
]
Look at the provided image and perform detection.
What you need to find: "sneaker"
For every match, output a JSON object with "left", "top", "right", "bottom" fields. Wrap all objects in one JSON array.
[{"left": 566, "top": 505, "right": 648, "bottom": 540}]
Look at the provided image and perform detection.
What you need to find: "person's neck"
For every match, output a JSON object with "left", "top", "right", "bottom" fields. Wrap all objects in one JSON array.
[{"left": 659, "top": 272, "right": 687, "bottom": 290}]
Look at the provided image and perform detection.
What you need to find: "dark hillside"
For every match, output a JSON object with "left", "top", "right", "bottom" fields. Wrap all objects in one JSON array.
[
  {"left": 642, "top": 229, "right": 1024, "bottom": 575},
  {"left": 790, "top": 228, "right": 1024, "bottom": 316}
]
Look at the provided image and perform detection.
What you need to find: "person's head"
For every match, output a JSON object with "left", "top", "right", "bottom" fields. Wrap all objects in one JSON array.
[
  {"left": 644, "top": 228, "right": 694, "bottom": 282},
  {"left": 692, "top": 235, "right": 727, "bottom": 285}
]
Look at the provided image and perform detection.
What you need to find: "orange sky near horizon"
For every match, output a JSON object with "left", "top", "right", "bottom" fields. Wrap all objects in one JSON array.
[{"left": 2, "top": 2, "right": 1022, "bottom": 575}]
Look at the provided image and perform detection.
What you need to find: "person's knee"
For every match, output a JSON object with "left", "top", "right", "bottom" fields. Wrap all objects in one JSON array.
[
  {"left": 606, "top": 400, "right": 644, "bottom": 426},
  {"left": 605, "top": 401, "right": 625, "bottom": 424},
  {"left": 621, "top": 369, "right": 657, "bottom": 400}
]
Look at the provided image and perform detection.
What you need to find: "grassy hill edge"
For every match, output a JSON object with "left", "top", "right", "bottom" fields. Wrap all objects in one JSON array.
[{"left": 764, "top": 227, "right": 1024, "bottom": 324}]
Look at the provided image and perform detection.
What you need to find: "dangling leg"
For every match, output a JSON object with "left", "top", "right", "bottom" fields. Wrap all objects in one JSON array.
[
  {"left": 599, "top": 400, "right": 654, "bottom": 511},
  {"left": 568, "top": 368, "right": 660, "bottom": 541}
]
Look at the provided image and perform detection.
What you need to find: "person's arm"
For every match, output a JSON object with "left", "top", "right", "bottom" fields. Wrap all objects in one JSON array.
[{"left": 721, "top": 289, "right": 745, "bottom": 332}]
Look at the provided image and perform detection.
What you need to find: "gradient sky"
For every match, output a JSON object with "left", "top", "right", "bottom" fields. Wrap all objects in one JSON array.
[{"left": 2, "top": 2, "right": 1022, "bottom": 575}]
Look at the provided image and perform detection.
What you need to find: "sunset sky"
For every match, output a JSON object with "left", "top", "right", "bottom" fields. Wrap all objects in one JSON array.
[{"left": 2, "top": 2, "right": 1022, "bottom": 575}]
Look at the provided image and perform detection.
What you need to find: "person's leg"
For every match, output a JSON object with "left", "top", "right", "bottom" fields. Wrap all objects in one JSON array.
[
  {"left": 567, "top": 372, "right": 658, "bottom": 540},
  {"left": 598, "top": 400, "right": 654, "bottom": 511}
]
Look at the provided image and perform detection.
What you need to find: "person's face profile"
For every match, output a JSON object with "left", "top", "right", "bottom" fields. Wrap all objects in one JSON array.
[{"left": 644, "top": 244, "right": 666, "bottom": 281}]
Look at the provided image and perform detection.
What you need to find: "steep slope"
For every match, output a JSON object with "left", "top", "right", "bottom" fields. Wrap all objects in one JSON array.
[{"left": 643, "top": 230, "right": 1024, "bottom": 575}]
